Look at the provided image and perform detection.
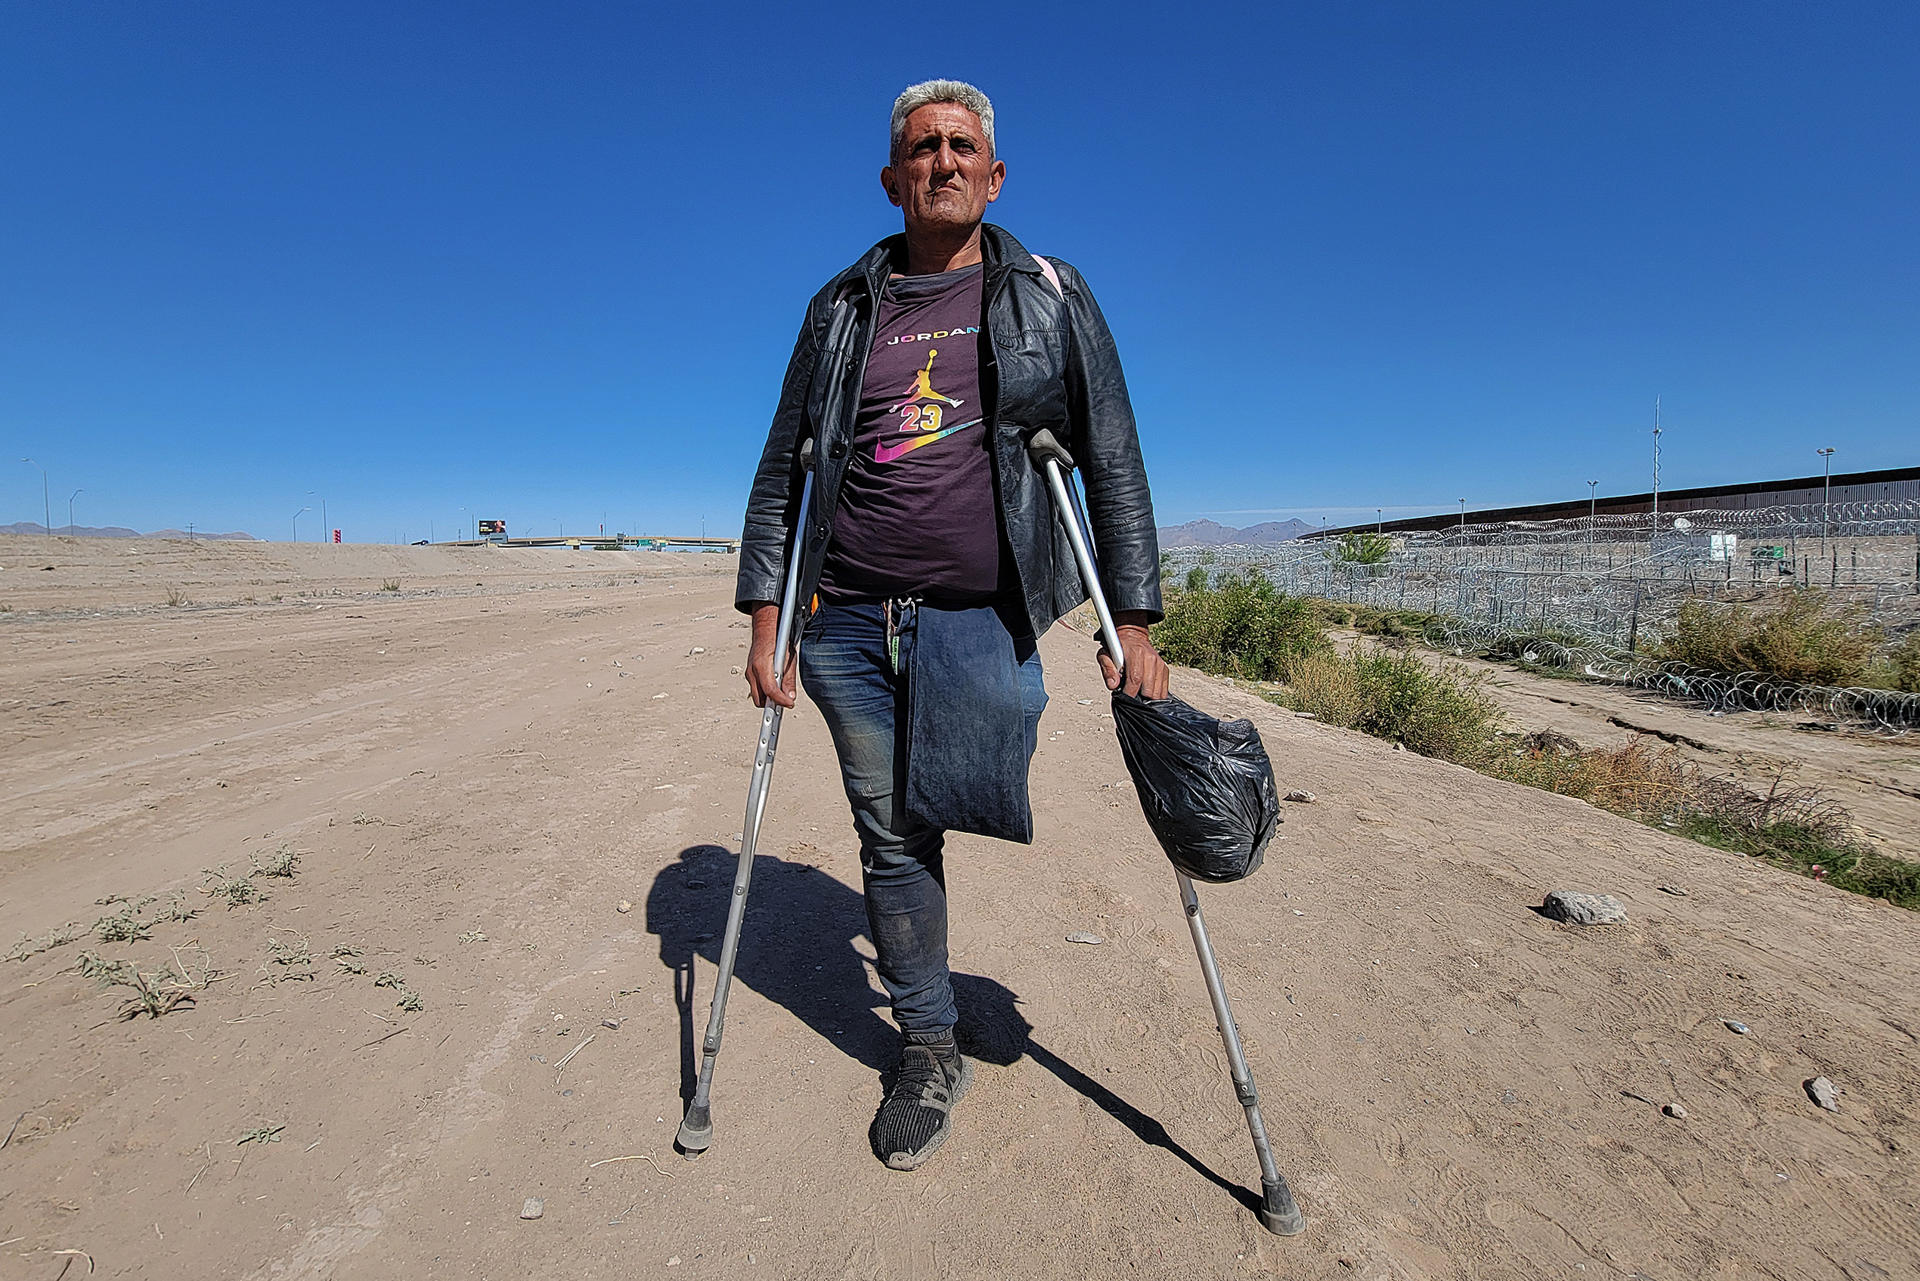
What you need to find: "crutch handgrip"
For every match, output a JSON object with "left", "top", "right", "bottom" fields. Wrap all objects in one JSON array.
[
  {"left": 1031, "top": 428, "right": 1124, "bottom": 667},
  {"left": 1026, "top": 428, "right": 1075, "bottom": 473}
]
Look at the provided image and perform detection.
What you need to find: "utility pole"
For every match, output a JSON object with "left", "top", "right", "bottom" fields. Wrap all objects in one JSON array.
[
  {"left": 1588, "top": 480, "right": 1598, "bottom": 554},
  {"left": 68, "top": 488, "right": 83, "bottom": 535},
  {"left": 1458, "top": 498, "right": 1465, "bottom": 536},
  {"left": 1650, "top": 397, "right": 1662, "bottom": 544},
  {"left": 1376, "top": 508, "right": 1382, "bottom": 534},
  {"left": 21, "top": 458, "right": 50, "bottom": 547},
  {"left": 187, "top": 522, "right": 195, "bottom": 542},
  {"left": 1818, "top": 447, "right": 1836, "bottom": 554}
]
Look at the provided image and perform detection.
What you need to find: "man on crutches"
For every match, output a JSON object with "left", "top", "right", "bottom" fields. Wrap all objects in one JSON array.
[
  {"left": 730, "top": 78, "right": 1167, "bottom": 1174},
  {"left": 719, "top": 82, "right": 1301, "bottom": 1235}
]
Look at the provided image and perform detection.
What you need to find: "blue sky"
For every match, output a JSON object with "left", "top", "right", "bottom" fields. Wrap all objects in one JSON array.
[{"left": 3, "top": 2, "right": 1914, "bottom": 541}]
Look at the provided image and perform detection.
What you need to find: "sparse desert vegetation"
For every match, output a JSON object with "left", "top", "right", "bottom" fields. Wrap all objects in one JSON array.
[
  {"left": 1152, "top": 568, "right": 1328, "bottom": 681},
  {"left": 1660, "top": 588, "right": 1887, "bottom": 688},
  {"left": 1156, "top": 573, "right": 1918, "bottom": 907},
  {"left": 249, "top": 843, "right": 301, "bottom": 878},
  {"left": 1278, "top": 644, "right": 1500, "bottom": 763}
]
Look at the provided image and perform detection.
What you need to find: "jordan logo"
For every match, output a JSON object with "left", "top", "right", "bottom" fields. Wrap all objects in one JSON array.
[
  {"left": 889, "top": 349, "right": 965, "bottom": 412},
  {"left": 875, "top": 346, "right": 981, "bottom": 464}
]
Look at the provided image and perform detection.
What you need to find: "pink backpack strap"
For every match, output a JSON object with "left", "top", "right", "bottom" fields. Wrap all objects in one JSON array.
[{"left": 1031, "top": 252, "right": 1064, "bottom": 298}]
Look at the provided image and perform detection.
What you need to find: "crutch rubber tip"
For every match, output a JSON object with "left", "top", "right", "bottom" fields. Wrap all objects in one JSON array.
[
  {"left": 1258, "top": 1179, "right": 1305, "bottom": 1237},
  {"left": 674, "top": 1104, "right": 712, "bottom": 1158}
]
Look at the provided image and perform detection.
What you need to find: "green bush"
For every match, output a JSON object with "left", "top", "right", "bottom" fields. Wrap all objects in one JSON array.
[
  {"left": 1659, "top": 589, "right": 1882, "bottom": 687},
  {"left": 1153, "top": 571, "right": 1329, "bottom": 682},
  {"left": 1332, "top": 531, "right": 1392, "bottom": 566},
  {"left": 1281, "top": 644, "right": 1500, "bottom": 763},
  {"left": 1335, "top": 601, "right": 1444, "bottom": 641},
  {"left": 1884, "top": 630, "right": 1920, "bottom": 693}
]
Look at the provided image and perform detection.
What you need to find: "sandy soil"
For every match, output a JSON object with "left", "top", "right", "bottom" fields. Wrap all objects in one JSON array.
[{"left": 3, "top": 535, "right": 1918, "bottom": 1280}]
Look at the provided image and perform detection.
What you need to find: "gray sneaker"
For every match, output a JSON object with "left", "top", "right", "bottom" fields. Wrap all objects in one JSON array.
[{"left": 870, "top": 1031, "right": 974, "bottom": 1170}]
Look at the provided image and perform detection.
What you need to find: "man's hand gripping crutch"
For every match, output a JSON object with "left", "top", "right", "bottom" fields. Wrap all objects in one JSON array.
[
  {"left": 675, "top": 438, "right": 814, "bottom": 1158},
  {"left": 1027, "top": 427, "right": 1307, "bottom": 1238}
]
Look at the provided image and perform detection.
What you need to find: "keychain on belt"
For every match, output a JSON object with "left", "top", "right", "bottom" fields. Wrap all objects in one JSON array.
[{"left": 884, "top": 597, "right": 921, "bottom": 674}]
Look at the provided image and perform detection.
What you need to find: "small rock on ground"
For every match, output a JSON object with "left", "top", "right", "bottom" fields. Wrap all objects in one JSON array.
[
  {"left": 1805, "top": 1076, "right": 1840, "bottom": 1112},
  {"left": 1662, "top": 1102, "right": 1688, "bottom": 1119},
  {"left": 1284, "top": 790, "right": 1317, "bottom": 803},
  {"left": 1658, "top": 885, "right": 1690, "bottom": 897},
  {"left": 1522, "top": 729, "right": 1582, "bottom": 756},
  {"left": 520, "top": 1198, "right": 544, "bottom": 1220},
  {"left": 1723, "top": 1018, "right": 1751, "bottom": 1035},
  {"left": 1541, "top": 890, "right": 1629, "bottom": 926},
  {"left": 1065, "top": 931, "right": 1105, "bottom": 946}
]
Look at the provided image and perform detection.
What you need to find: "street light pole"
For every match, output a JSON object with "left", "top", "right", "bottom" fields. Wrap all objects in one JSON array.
[
  {"left": 293, "top": 505, "right": 310, "bottom": 543},
  {"left": 1588, "top": 480, "right": 1598, "bottom": 553},
  {"left": 1818, "top": 447, "right": 1835, "bottom": 553},
  {"left": 21, "top": 458, "right": 50, "bottom": 547},
  {"left": 1376, "top": 508, "right": 1382, "bottom": 534},
  {"left": 69, "top": 488, "right": 83, "bottom": 535}
]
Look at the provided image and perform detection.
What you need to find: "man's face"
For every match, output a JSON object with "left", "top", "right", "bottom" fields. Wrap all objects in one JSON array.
[{"left": 882, "top": 102, "right": 1004, "bottom": 237}]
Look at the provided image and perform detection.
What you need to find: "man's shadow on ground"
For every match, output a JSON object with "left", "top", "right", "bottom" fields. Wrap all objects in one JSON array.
[{"left": 647, "top": 844, "right": 1258, "bottom": 1215}]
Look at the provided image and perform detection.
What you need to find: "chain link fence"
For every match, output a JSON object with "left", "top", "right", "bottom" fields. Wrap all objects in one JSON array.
[{"left": 1165, "top": 502, "right": 1920, "bottom": 730}]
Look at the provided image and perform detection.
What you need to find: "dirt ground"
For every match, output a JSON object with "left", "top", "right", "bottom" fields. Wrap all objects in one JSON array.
[{"left": 3, "top": 534, "right": 1918, "bottom": 1281}]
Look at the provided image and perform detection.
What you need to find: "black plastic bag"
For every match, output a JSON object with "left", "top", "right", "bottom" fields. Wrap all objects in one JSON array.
[{"left": 1111, "top": 692, "right": 1280, "bottom": 884}]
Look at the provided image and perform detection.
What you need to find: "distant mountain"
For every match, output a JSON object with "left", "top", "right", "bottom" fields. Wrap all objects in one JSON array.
[
  {"left": 1158, "top": 518, "right": 1311, "bottom": 548},
  {"left": 1238, "top": 520, "right": 1314, "bottom": 543},
  {"left": 2, "top": 522, "right": 255, "bottom": 540}
]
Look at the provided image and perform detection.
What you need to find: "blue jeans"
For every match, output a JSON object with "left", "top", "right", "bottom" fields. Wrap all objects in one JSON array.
[{"left": 800, "top": 601, "right": 1047, "bottom": 1036}]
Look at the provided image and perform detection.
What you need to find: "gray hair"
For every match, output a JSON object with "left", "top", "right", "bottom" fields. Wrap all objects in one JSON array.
[{"left": 890, "top": 79, "right": 995, "bottom": 159}]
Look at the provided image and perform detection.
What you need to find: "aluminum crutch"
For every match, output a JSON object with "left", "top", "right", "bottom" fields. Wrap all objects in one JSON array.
[
  {"left": 1027, "top": 428, "right": 1305, "bottom": 1237},
  {"left": 676, "top": 438, "right": 815, "bottom": 1158}
]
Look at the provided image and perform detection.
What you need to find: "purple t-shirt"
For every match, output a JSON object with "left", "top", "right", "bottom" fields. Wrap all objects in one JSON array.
[{"left": 818, "top": 263, "right": 1007, "bottom": 605}]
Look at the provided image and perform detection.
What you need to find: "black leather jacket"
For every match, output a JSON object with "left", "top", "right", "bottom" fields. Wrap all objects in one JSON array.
[{"left": 734, "top": 223, "right": 1161, "bottom": 641}]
